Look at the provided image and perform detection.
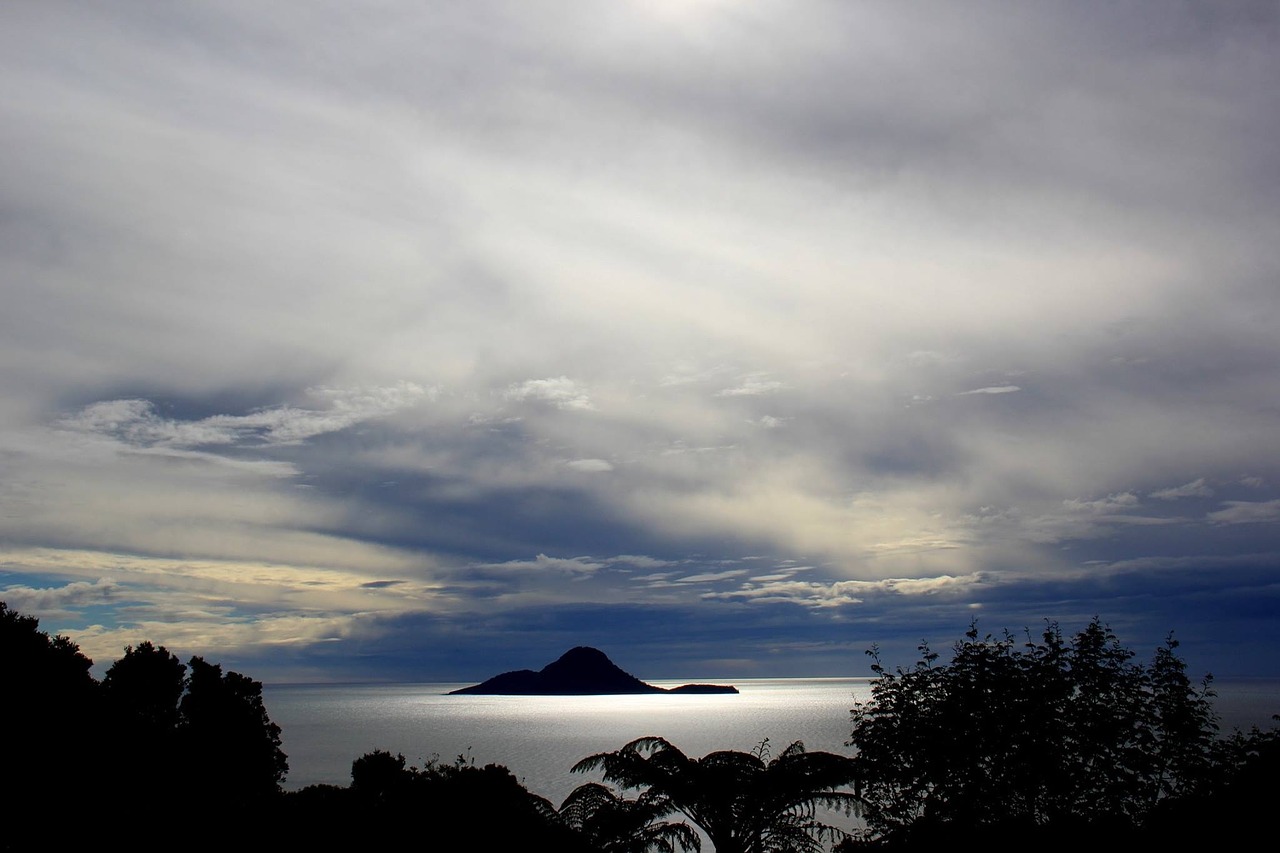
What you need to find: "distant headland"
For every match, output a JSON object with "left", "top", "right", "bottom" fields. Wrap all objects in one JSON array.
[{"left": 448, "top": 646, "right": 739, "bottom": 695}]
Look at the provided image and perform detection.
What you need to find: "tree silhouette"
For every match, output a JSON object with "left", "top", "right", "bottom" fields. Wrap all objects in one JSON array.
[
  {"left": 1, "top": 601, "right": 110, "bottom": 847},
  {"left": 101, "top": 641, "right": 188, "bottom": 792},
  {"left": 1, "top": 602, "right": 295, "bottom": 844},
  {"left": 572, "top": 737, "right": 860, "bottom": 853},
  {"left": 846, "top": 618, "right": 1222, "bottom": 844},
  {"left": 559, "top": 781, "right": 702, "bottom": 853},
  {"left": 2, "top": 602, "right": 102, "bottom": 777},
  {"left": 179, "top": 655, "right": 288, "bottom": 802},
  {"left": 96, "top": 643, "right": 290, "bottom": 806},
  {"left": 102, "top": 641, "right": 186, "bottom": 731},
  {"left": 350, "top": 748, "right": 411, "bottom": 801}
]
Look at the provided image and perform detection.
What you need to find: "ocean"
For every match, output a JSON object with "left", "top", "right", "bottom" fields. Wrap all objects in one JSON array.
[{"left": 264, "top": 676, "right": 1280, "bottom": 807}]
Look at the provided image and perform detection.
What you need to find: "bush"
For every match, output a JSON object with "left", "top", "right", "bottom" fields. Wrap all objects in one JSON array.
[{"left": 847, "top": 618, "right": 1220, "bottom": 843}]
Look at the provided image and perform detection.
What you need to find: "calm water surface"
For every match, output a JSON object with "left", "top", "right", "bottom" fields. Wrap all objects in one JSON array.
[
  {"left": 265, "top": 677, "right": 1280, "bottom": 807},
  {"left": 267, "top": 678, "right": 867, "bottom": 802}
]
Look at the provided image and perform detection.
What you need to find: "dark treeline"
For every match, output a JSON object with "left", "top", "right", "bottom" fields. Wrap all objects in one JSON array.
[
  {"left": 840, "top": 620, "right": 1280, "bottom": 849},
  {"left": 3, "top": 601, "right": 289, "bottom": 847},
  {"left": 4, "top": 601, "right": 1278, "bottom": 851}
]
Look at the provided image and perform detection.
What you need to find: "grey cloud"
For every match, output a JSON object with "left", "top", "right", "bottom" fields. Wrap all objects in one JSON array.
[
  {"left": 1150, "top": 479, "right": 1214, "bottom": 501},
  {"left": 59, "top": 383, "right": 432, "bottom": 450},
  {"left": 504, "top": 378, "right": 594, "bottom": 411},
  {"left": 1, "top": 578, "right": 119, "bottom": 615},
  {"left": 958, "top": 385, "right": 1022, "bottom": 396},
  {"left": 476, "top": 554, "right": 606, "bottom": 575},
  {"left": 1208, "top": 500, "right": 1280, "bottom": 525},
  {"left": 610, "top": 555, "right": 674, "bottom": 569},
  {"left": 566, "top": 458, "right": 614, "bottom": 472},
  {"left": 715, "top": 375, "right": 783, "bottom": 397},
  {"left": 1064, "top": 493, "right": 1142, "bottom": 514},
  {"left": 674, "top": 569, "right": 749, "bottom": 584},
  {"left": 749, "top": 573, "right": 800, "bottom": 583}
]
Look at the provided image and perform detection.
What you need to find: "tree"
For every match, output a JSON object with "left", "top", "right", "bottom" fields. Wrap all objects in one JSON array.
[
  {"left": 302, "top": 751, "right": 593, "bottom": 850},
  {"left": 846, "top": 618, "right": 1221, "bottom": 844},
  {"left": 0, "top": 601, "right": 292, "bottom": 845},
  {"left": 102, "top": 641, "right": 186, "bottom": 734},
  {"left": 559, "top": 782, "right": 702, "bottom": 853},
  {"left": 572, "top": 737, "right": 860, "bottom": 853},
  {"left": 101, "top": 641, "right": 188, "bottom": 791},
  {"left": 0, "top": 600, "right": 104, "bottom": 809},
  {"left": 179, "top": 655, "right": 289, "bottom": 801},
  {"left": 350, "top": 748, "right": 411, "bottom": 800}
]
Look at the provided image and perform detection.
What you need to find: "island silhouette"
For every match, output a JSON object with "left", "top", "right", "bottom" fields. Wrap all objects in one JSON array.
[{"left": 449, "top": 646, "right": 738, "bottom": 695}]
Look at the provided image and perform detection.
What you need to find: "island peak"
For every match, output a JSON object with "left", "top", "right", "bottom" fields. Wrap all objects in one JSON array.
[{"left": 449, "top": 647, "right": 738, "bottom": 696}]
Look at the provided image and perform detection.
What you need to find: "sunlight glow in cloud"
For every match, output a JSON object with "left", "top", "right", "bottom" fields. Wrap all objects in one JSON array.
[{"left": 708, "top": 573, "right": 989, "bottom": 608}]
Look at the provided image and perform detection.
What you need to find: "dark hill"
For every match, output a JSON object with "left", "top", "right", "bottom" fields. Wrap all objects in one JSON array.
[{"left": 449, "top": 647, "right": 738, "bottom": 695}]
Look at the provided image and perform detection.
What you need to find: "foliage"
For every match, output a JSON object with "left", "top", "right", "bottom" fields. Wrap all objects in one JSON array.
[
  {"left": 1, "top": 600, "right": 104, "bottom": 810},
  {"left": 97, "top": 641, "right": 289, "bottom": 803},
  {"left": 572, "top": 736, "right": 860, "bottom": 853},
  {"left": 272, "top": 749, "right": 592, "bottom": 850},
  {"left": 180, "top": 655, "right": 289, "bottom": 800},
  {"left": 0, "top": 598, "right": 289, "bottom": 846},
  {"left": 559, "top": 781, "right": 702, "bottom": 853},
  {"left": 350, "top": 748, "right": 410, "bottom": 798},
  {"left": 102, "top": 640, "right": 187, "bottom": 732},
  {"left": 1134, "top": 717, "right": 1280, "bottom": 846},
  {"left": 0, "top": 600, "right": 97, "bottom": 689},
  {"left": 846, "top": 618, "right": 1221, "bottom": 843},
  {"left": 101, "top": 641, "right": 189, "bottom": 792}
]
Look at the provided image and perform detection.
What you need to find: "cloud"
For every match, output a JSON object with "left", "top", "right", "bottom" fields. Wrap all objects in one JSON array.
[
  {"left": 1149, "top": 478, "right": 1214, "bottom": 501},
  {"left": 907, "top": 351, "right": 957, "bottom": 367},
  {"left": 59, "top": 383, "right": 433, "bottom": 449},
  {"left": 708, "top": 573, "right": 988, "bottom": 608},
  {"left": 958, "top": 385, "right": 1022, "bottom": 396},
  {"left": 69, "top": 611, "right": 374, "bottom": 669},
  {"left": 504, "top": 377, "right": 594, "bottom": 411},
  {"left": 1064, "top": 493, "right": 1142, "bottom": 514},
  {"left": 2, "top": 0, "right": 1279, "bottom": 678},
  {"left": 673, "top": 569, "right": 749, "bottom": 584},
  {"left": 0, "top": 578, "right": 119, "bottom": 616},
  {"left": 0, "top": 546, "right": 448, "bottom": 667},
  {"left": 566, "top": 458, "right": 614, "bottom": 472},
  {"left": 716, "top": 375, "right": 784, "bottom": 397},
  {"left": 610, "top": 555, "right": 675, "bottom": 569},
  {"left": 478, "top": 554, "right": 605, "bottom": 575},
  {"left": 1208, "top": 500, "right": 1280, "bottom": 525}
]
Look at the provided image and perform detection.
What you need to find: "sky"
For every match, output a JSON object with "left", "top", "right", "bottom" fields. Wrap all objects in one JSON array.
[{"left": 2, "top": 1, "right": 1279, "bottom": 684}]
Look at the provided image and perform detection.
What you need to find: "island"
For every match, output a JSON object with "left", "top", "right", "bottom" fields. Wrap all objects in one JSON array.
[{"left": 449, "top": 646, "right": 739, "bottom": 695}]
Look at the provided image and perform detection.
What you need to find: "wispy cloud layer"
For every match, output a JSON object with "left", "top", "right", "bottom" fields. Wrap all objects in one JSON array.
[
  {"left": 60, "top": 383, "right": 432, "bottom": 449},
  {"left": 2, "top": 1, "right": 1278, "bottom": 679}
]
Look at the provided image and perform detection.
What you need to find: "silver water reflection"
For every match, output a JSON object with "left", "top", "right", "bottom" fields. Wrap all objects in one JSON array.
[{"left": 267, "top": 677, "right": 873, "bottom": 805}]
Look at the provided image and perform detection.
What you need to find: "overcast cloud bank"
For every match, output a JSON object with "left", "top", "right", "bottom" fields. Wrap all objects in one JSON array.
[{"left": 2, "top": 1, "right": 1277, "bottom": 679}]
